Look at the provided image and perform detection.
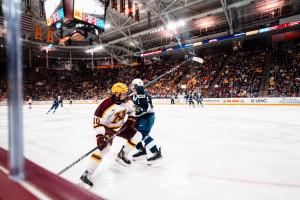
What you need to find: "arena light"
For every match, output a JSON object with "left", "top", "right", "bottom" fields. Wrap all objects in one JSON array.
[
  {"left": 179, "top": 20, "right": 185, "bottom": 26},
  {"left": 105, "top": 23, "right": 111, "bottom": 28},
  {"left": 94, "top": 45, "right": 103, "bottom": 50},
  {"left": 167, "top": 22, "right": 176, "bottom": 30}
]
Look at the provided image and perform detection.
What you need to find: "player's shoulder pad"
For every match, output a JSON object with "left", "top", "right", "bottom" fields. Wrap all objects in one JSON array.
[{"left": 95, "top": 97, "right": 116, "bottom": 118}]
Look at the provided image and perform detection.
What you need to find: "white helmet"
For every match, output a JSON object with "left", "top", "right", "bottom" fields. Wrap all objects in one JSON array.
[{"left": 132, "top": 78, "right": 144, "bottom": 87}]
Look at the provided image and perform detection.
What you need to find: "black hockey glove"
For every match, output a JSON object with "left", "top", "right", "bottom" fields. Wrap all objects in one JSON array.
[{"left": 136, "top": 86, "right": 145, "bottom": 98}]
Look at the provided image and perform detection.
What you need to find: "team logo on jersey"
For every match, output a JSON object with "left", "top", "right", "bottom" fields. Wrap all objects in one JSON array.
[{"left": 111, "top": 109, "right": 127, "bottom": 124}]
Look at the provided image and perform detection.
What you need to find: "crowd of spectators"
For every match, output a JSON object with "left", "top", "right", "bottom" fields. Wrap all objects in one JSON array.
[
  {"left": 1, "top": 40, "right": 299, "bottom": 102},
  {"left": 268, "top": 39, "right": 300, "bottom": 97},
  {"left": 0, "top": 71, "right": 7, "bottom": 102},
  {"left": 210, "top": 45, "right": 267, "bottom": 98}
]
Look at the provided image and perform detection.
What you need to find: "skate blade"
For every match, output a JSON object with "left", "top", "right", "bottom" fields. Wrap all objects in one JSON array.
[
  {"left": 77, "top": 180, "right": 91, "bottom": 190},
  {"left": 132, "top": 155, "right": 147, "bottom": 161},
  {"left": 115, "top": 157, "right": 130, "bottom": 167},
  {"left": 147, "top": 157, "right": 163, "bottom": 165}
]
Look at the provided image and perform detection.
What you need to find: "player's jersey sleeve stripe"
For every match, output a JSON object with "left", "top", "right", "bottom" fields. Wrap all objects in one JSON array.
[
  {"left": 94, "top": 124, "right": 122, "bottom": 130},
  {"left": 106, "top": 125, "right": 123, "bottom": 129},
  {"left": 102, "top": 104, "right": 116, "bottom": 118}
]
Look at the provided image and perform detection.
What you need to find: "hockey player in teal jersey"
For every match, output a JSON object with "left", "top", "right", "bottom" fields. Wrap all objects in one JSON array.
[
  {"left": 129, "top": 79, "right": 162, "bottom": 165},
  {"left": 46, "top": 96, "right": 63, "bottom": 114},
  {"left": 194, "top": 93, "right": 204, "bottom": 107},
  {"left": 188, "top": 92, "right": 195, "bottom": 108}
]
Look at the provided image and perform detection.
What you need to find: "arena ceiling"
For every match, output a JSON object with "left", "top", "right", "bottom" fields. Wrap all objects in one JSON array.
[{"left": 1, "top": 0, "right": 299, "bottom": 61}]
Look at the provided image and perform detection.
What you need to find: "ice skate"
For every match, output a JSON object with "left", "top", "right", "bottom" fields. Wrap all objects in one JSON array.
[
  {"left": 78, "top": 170, "right": 93, "bottom": 189},
  {"left": 132, "top": 147, "right": 147, "bottom": 161},
  {"left": 147, "top": 147, "right": 162, "bottom": 165},
  {"left": 115, "top": 145, "right": 131, "bottom": 167},
  {"left": 46, "top": 111, "right": 49, "bottom": 114},
  {"left": 53, "top": 111, "right": 55, "bottom": 114}
]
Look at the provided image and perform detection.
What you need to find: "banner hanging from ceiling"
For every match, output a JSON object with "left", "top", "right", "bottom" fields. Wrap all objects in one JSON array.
[
  {"left": 120, "top": 0, "right": 125, "bottom": 14},
  {"left": 112, "top": 0, "right": 117, "bottom": 11},
  {"left": 25, "top": 0, "right": 31, "bottom": 13},
  {"left": 47, "top": 29, "right": 53, "bottom": 43},
  {"left": 128, "top": 0, "right": 133, "bottom": 19},
  {"left": 39, "top": 0, "right": 45, "bottom": 18},
  {"left": 35, "top": 25, "right": 42, "bottom": 41},
  {"left": 135, "top": 3, "right": 139, "bottom": 22}
]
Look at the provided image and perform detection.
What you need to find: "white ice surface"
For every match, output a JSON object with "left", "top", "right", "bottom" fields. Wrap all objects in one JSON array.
[{"left": 1, "top": 104, "right": 300, "bottom": 200}]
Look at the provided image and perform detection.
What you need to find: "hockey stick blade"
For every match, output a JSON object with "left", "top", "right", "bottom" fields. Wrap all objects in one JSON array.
[
  {"left": 192, "top": 57, "right": 204, "bottom": 63},
  {"left": 57, "top": 135, "right": 115, "bottom": 176}
]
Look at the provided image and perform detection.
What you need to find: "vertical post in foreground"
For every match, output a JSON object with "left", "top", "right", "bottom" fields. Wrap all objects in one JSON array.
[{"left": 4, "top": 0, "right": 24, "bottom": 181}]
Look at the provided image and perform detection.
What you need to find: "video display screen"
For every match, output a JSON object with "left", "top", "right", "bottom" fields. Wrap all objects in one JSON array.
[
  {"left": 73, "top": 0, "right": 106, "bottom": 29},
  {"left": 45, "top": 0, "right": 65, "bottom": 26}
]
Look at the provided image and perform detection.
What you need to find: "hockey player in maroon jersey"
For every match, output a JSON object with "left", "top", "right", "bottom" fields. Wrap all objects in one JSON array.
[{"left": 78, "top": 83, "right": 142, "bottom": 189}]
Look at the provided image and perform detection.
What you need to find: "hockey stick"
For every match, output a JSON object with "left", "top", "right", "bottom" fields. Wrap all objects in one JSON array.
[
  {"left": 127, "top": 57, "right": 203, "bottom": 96},
  {"left": 63, "top": 107, "right": 71, "bottom": 113},
  {"left": 144, "top": 57, "right": 203, "bottom": 88},
  {"left": 57, "top": 135, "right": 115, "bottom": 176}
]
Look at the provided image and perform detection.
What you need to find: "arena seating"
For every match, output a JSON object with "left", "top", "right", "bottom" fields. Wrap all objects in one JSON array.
[
  {"left": 1, "top": 41, "right": 299, "bottom": 101},
  {"left": 268, "top": 39, "right": 300, "bottom": 97},
  {"left": 212, "top": 45, "right": 267, "bottom": 98}
]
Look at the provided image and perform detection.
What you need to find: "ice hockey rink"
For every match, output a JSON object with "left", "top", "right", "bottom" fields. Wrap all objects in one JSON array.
[{"left": 1, "top": 104, "right": 300, "bottom": 200}]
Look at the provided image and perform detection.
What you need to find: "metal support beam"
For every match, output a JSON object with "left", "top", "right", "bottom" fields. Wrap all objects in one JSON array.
[
  {"left": 121, "top": 17, "right": 131, "bottom": 28},
  {"left": 139, "top": 36, "right": 143, "bottom": 48},
  {"left": 220, "top": 0, "right": 233, "bottom": 34},
  {"left": 100, "top": 0, "right": 206, "bottom": 38},
  {"left": 4, "top": 0, "right": 25, "bottom": 181},
  {"left": 161, "top": 0, "right": 177, "bottom": 14},
  {"left": 110, "top": 16, "right": 144, "bottom": 52},
  {"left": 137, "top": 0, "right": 183, "bottom": 47}
]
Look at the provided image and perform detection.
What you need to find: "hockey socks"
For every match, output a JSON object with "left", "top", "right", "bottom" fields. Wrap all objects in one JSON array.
[{"left": 138, "top": 130, "right": 158, "bottom": 153}]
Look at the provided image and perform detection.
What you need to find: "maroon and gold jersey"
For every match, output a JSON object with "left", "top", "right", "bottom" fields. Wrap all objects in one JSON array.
[{"left": 93, "top": 97, "right": 135, "bottom": 133}]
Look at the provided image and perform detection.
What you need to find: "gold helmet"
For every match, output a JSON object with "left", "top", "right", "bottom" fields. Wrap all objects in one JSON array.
[{"left": 111, "top": 83, "right": 128, "bottom": 94}]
